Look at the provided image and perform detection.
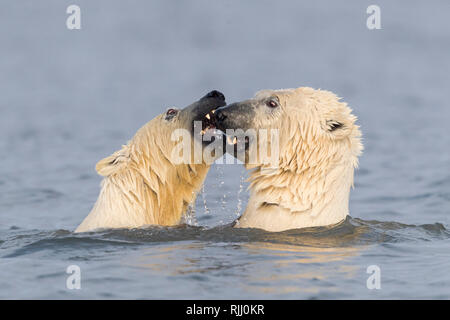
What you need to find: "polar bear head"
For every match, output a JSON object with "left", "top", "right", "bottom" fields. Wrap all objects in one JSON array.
[
  {"left": 215, "top": 87, "right": 362, "bottom": 172},
  {"left": 75, "top": 90, "right": 226, "bottom": 232},
  {"left": 95, "top": 90, "right": 226, "bottom": 177},
  {"left": 214, "top": 87, "right": 363, "bottom": 231}
]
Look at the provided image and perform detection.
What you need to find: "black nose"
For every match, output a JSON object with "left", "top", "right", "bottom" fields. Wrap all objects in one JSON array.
[
  {"left": 215, "top": 109, "right": 227, "bottom": 123},
  {"left": 206, "top": 90, "right": 225, "bottom": 101}
]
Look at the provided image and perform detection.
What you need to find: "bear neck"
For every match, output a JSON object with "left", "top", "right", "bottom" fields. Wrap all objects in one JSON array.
[
  {"left": 241, "top": 156, "right": 354, "bottom": 232},
  {"left": 76, "top": 128, "right": 210, "bottom": 232},
  {"left": 120, "top": 135, "right": 211, "bottom": 226}
]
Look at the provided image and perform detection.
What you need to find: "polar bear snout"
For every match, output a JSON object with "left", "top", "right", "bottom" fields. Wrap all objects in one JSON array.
[
  {"left": 195, "top": 90, "right": 226, "bottom": 115},
  {"left": 214, "top": 101, "right": 255, "bottom": 133},
  {"left": 205, "top": 90, "right": 225, "bottom": 101},
  {"left": 184, "top": 90, "right": 227, "bottom": 126},
  {"left": 215, "top": 108, "right": 227, "bottom": 122}
]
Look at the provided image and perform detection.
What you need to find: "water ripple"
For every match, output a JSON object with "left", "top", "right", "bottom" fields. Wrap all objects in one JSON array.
[{"left": 2, "top": 217, "right": 448, "bottom": 259}]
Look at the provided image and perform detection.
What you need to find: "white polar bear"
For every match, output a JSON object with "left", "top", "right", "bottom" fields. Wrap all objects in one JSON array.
[
  {"left": 75, "top": 91, "right": 226, "bottom": 232},
  {"left": 214, "top": 87, "right": 363, "bottom": 232}
]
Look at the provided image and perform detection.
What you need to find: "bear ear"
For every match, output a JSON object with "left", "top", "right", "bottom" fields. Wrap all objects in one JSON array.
[
  {"left": 95, "top": 145, "right": 130, "bottom": 177},
  {"left": 326, "top": 120, "right": 344, "bottom": 132},
  {"left": 325, "top": 119, "right": 351, "bottom": 139}
]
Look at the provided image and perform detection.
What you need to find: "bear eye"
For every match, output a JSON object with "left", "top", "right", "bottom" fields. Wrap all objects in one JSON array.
[
  {"left": 165, "top": 108, "right": 178, "bottom": 120},
  {"left": 266, "top": 99, "right": 278, "bottom": 108}
]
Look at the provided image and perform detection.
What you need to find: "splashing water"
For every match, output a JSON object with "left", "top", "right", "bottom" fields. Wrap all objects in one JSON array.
[
  {"left": 183, "top": 202, "right": 198, "bottom": 226},
  {"left": 200, "top": 184, "right": 210, "bottom": 215},
  {"left": 215, "top": 164, "right": 228, "bottom": 211},
  {"left": 235, "top": 168, "right": 246, "bottom": 217}
]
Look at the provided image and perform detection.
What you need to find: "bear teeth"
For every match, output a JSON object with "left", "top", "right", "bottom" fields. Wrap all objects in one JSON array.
[{"left": 226, "top": 136, "right": 238, "bottom": 145}]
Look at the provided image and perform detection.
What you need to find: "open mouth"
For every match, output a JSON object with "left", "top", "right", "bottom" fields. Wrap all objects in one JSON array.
[
  {"left": 199, "top": 109, "right": 217, "bottom": 136},
  {"left": 199, "top": 106, "right": 250, "bottom": 149},
  {"left": 199, "top": 110, "right": 250, "bottom": 147},
  {"left": 200, "top": 115, "right": 250, "bottom": 148}
]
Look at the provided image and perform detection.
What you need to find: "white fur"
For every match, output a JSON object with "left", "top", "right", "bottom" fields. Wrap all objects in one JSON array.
[
  {"left": 75, "top": 113, "right": 210, "bottom": 233},
  {"left": 236, "top": 87, "right": 363, "bottom": 232}
]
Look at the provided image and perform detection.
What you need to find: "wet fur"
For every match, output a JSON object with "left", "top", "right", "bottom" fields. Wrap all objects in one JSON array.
[
  {"left": 218, "top": 87, "right": 363, "bottom": 232},
  {"left": 75, "top": 93, "right": 225, "bottom": 232}
]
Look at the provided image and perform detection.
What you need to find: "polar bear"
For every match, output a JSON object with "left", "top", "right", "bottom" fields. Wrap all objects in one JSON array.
[
  {"left": 75, "top": 90, "right": 226, "bottom": 233},
  {"left": 214, "top": 87, "right": 363, "bottom": 232}
]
